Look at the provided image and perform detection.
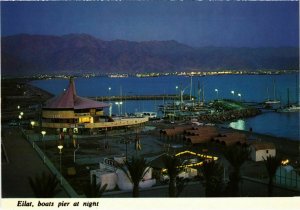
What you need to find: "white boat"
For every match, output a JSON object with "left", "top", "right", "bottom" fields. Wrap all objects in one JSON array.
[
  {"left": 264, "top": 79, "right": 280, "bottom": 105},
  {"left": 265, "top": 100, "right": 281, "bottom": 104},
  {"left": 135, "top": 112, "right": 157, "bottom": 119},
  {"left": 277, "top": 88, "right": 300, "bottom": 112},
  {"left": 277, "top": 105, "right": 300, "bottom": 112}
]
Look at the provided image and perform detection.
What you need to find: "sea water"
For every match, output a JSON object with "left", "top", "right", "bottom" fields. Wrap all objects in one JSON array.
[{"left": 31, "top": 74, "right": 299, "bottom": 140}]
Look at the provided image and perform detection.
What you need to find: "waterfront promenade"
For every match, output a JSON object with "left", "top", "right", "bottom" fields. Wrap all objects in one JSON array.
[
  {"left": 1, "top": 127, "right": 67, "bottom": 198},
  {"left": 2, "top": 125, "right": 299, "bottom": 198}
]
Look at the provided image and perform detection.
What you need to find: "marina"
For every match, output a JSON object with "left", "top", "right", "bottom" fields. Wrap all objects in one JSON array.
[
  {"left": 1, "top": 1, "right": 299, "bottom": 201},
  {"left": 2, "top": 74, "right": 299, "bottom": 198},
  {"left": 30, "top": 73, "right": 300, "bottom": 141}
]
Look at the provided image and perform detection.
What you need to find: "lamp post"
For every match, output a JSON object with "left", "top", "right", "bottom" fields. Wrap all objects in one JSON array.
[
  {"left": 192, "top": 97, "right": 194, "bottom": 108},
  {"left": 108, "top": 87, "right": 112, "bottom": 116},
  {"left": 17, "top": 105, "right": 20, "bottom": 110},
  {"left": 120, "top": 101, "right": 123, "bottom": 115},
  {"left": 108, "top": 87, "right": 111, "bottom": 96},
  {"left": 175, "top": 86, "right": 179, "bottom": 100},
  {"left": 231, "top": 90, "right": 235, "bottom": 99},
  {"left": 57, "top": 145, "right": 64, "bottom": 185},
  {"left": 20, "top": 112, "right": 24, "bottom": 116},
  {"left": 115, "top": 102, "right": 123, "bottom": 116},
  {"left": 238, "top": 93, "right": 242, "bottom": 101},
  {"left": 18, "top": 115, "right": 22, "bottom": 126},
  {"left": 74, "top": 144, "right": 80, "bottom": 163},
  {"left": 31, "top": 121, "right": 35, "bottom": 129},
  {"left": 215, "top": 89, "right": 219, "bottom": 100},
  {"left": 41, "top": 130, "right": 46, "bottom": 163}
]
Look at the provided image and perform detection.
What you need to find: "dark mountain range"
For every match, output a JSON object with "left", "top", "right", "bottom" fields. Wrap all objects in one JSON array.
[{"left": 1, "top": 34, "right": 299, "bottom": 76}]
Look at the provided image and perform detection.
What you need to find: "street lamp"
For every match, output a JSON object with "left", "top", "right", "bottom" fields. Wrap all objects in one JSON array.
[
  {"left": 20, "top": 112, "right": 24, "bottom": 116},
  {"left": 115, "top": 101, "right": 123, "bottom": 116},
  {"left": 191, "top": 97, "right": 195, "bottom": 108},
  {"left": 108, "top": 87, "right": 111, "bottom": 101},
  {"left": 74, "top": 144, "right": 80, "bottom": 163},
  {"left": 215, "top": 89, "right": 219, "bottom": 100},
  {"left": 231, "top": 90, "right": 235, "bottom": 99},
  {"left": 31, "top": 121, "right": 35, "bottom": 129},
  {"left": 17, "top": 105, "right": 20, "bottom": 110},
  {"left": 238, "top": 93, "right": 242, "bottom": 101},
  {"left": 41, "top": 130, "right": 46, "bottom": 163},
  {"left": 175, "top": 86, "right": 179, "bottom": 100},
  {"left": 57, "top": 145, "right": 64, "bottom": 185},
  {"left": 18, "top": 115, "right": 22, "bottom": 126},
  {"left": 108, "top": 87, "right": 112, "bottom": 117}
]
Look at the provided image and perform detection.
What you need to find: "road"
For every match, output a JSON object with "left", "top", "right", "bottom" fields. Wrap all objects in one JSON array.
[{"left": 1, "top": 127, "right": 67, "bottom": 198}]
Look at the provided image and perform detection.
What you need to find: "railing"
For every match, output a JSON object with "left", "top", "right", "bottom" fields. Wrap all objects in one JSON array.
[
  {"left": 42, "top": 117, "right": 149, "bottom": 129},
  {"left": 275, "top": 167, "right": 300, "bottom": 190},
  {"left": 42, "top": 122, "right": 73, "bottom": 128},
  {"left": 85, "top": 117, "right": 149, "bottom": 129},
  {"left": 20, "top": 128, "right": 81, "bottom": 198}
]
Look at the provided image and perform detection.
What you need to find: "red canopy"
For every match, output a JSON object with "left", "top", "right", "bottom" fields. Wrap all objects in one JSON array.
[{"left": 44, "top": 78, "right": 109, "bottom": 109}]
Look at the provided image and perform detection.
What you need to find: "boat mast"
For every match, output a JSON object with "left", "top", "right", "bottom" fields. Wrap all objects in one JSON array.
[
  {"left": 120, "top": 85, "right": 122, "bottom": 115},
  {"left": 190, "top": 76, "right": 193, "bottom": 101},
  {"left": 273, "top": 79, "right": 276, "bottom": 101},
  {"left": 198, "top": 80, "right": 201, "bottom": 104},
  {"left": 202, "top": 83, "right": 205, "bottom": 103},
  {"left": 287, "top": 88, "right": 290, "bottom": 107},
  {"left": 296, "top": 76, "right": 300, "bottom": 106}
]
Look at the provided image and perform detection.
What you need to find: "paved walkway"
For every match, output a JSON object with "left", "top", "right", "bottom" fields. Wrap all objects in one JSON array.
[{"left": 1, "top": 127, "right": 67, "bottom": 198}]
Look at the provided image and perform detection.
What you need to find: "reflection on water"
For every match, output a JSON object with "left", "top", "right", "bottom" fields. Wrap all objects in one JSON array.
[
  {"left": 229, "top": 119, "right": 246, "bottom": 131},
  {"left": 228, "top": 112, "right": 299, "bottom": 141}
]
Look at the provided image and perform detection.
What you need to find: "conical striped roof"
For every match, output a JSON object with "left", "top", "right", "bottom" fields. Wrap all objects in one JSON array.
[{"left": 44, "top": 78, "right": 109, "bottom": 109}]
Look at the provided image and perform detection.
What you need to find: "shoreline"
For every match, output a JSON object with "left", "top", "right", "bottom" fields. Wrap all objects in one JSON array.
[
  {"left": 222, "top": 126, "right": 299, "bottom": 158},
  {"left": 2, "top": 78, "right": 299, "bottom": 160},
  {"left": 1, "top": 70, "right": 298, "bottom": 80}
]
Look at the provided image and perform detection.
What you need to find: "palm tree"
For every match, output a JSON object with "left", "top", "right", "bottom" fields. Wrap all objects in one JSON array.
[
  {"left": 201, "top": 160, "right": 224, "bottom": 197},
  {"left": 28, "top": 172, "right": 60, "bottom": 198},
  {"left": 117, "top": 156, "right": 149, "bottom": 197},
  {"left": 223, "top": 145, "right": 250, "bottom": 196},
  {"left": 163, "top": 155, "right": 182, "bottom": 197},
  {"left": 263, "top": 155, "right": 281, "bottom": 196},
  {"left": 84, "top": 174, "right": 108, "bottom": 198}
]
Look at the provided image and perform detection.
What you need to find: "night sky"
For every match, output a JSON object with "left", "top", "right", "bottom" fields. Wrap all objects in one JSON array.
[{"left": 1, "top": 1, "right": 299, "bottom": 48}]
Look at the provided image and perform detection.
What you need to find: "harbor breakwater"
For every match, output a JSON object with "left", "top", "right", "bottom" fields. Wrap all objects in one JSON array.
[{"left": 198, "top": 108, "right": 261, "bottom": 123}]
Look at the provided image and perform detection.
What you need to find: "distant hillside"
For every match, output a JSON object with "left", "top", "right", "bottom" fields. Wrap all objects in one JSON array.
[{"left": 1, "top": 34, "right": 299, "bottom": 76}]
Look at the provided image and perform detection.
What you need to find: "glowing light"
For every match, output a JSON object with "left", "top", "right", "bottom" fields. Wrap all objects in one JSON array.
[
  {"left": 281, "top": 159, "right": 289, "bottom": 165},
  {"left": 229, "top": 119, "right": 245, "bottom": 130}
]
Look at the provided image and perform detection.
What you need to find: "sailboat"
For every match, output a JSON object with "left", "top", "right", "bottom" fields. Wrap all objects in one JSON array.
[
  {"left": 264, "top": 79, "right": 280, "bottom": 105},
  {"left": 277, "top": 88, "right": 300, "bottom": 112}
]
